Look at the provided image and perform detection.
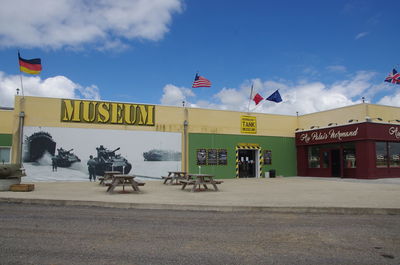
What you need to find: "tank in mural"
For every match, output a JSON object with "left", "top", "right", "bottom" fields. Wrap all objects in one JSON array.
[
  {"left": 94, "top": 145, "right": 132, "bottom": 176},
  {"left": 53, "top": 148, "right": 81, "bottom": 167},
  {"left": 23, "top": 131, "right": 56, "bottom": 162},
  {"left": 143, "top": 149, "right": 181, "bottom": 161}
]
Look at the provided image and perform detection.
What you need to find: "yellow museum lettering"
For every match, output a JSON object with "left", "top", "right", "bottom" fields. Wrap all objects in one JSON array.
[
  {"left": 82, "top": 101, "right": 96, "bottom": 122},
  {"left": 61, "top": 99, "right": 155, "bottom": 126},
  {"left": 62, "top": 99, "right": 81, "bottom": 122},
  {"left": 138, "top": 105, "right": 155, "bottom": 125},
  {"left": 110, "top": 103, "right": 124, "bottom": 124},
  {"left": 123, "top": 104, "right": 135, "bottom": 124},
  {"left": 97, "top": 102, "right": 110, "bottom": 123}
]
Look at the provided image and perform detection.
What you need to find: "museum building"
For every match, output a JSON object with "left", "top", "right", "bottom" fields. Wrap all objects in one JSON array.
[{"left": 1, "top": 96, "right": 400, "bottom": 180}]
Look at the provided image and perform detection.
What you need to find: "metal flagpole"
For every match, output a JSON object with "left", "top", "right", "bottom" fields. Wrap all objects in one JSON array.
[
  {"left": 19, "top": 73, "right": 24, "bottom": 97},
  {"left": 247, "top": 84, "right": 253, "bottom": 112},
  {"left": 17, "top": 50, "right": 25, "bottom": 97}
]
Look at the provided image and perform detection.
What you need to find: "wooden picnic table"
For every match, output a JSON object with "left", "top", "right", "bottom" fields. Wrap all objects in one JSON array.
[
  {"left": 99, "top": 171, "right": 122, "bottom": 186},
  {"left": 162, "top": 171, "right": 187, "bottom": 185},
  {"left": 106, "top": 174, "right": 145, "bottom": 193},
  {"left": 180, "top": 173, "right": 222, "bottom": 192}
]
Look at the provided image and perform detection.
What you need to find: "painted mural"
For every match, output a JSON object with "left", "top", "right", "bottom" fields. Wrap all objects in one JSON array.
[{"left": 22, "top": 126, "right": 181, "bottom": 182}]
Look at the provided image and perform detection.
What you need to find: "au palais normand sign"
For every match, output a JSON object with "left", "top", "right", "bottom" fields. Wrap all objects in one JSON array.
[
  {"left": 61, "top": 99, "right": 155, "bottom": 126},
  {"left": 296, "top": 126, "right": 359, "bottom": 145}
]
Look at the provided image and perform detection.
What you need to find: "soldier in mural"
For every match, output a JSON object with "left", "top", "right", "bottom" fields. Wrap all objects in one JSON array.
[
  {"left": 51, "top": 157, "right": 57, "bottom": 172},
  {"left": 87, "top": 155, "right": 97, "bottom": 181}
]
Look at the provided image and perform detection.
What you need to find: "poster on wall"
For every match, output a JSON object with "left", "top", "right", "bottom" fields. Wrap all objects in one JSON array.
[
  {"left": 218, "top": 149, "right": 227, "bottom": 165},
  {"left": 207, "top": 149, "right": 218, "bottom": 165},
  {"left": 196, "top": 149, "right": 207, "bottom": 165},
  {"left": 22, "top": 127, "right": 181, "bottom": 182},
  {"left": 263, "top": 150, "right": 272, "bottom": 165}
]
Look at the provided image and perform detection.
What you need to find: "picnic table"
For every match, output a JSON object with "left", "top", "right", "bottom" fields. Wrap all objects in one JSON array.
[
  {"left": 106, "top": 174, "right": 145, "bottom": 193},
  {"left": 99, "top": 171, "right": 122, "bottom": 186},
  {"left": 180, "top": 174, "right": 223, "bottom": 192},
  {"left": 162, "top": 171, "right": 187, "bottom": 185}
]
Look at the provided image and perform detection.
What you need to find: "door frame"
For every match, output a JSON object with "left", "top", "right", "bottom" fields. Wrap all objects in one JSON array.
[{"left": 235, "top": 144, "right": 262, "bottom": 178}]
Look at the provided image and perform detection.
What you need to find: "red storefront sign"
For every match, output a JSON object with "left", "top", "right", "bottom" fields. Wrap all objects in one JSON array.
[
  {"left": 295, "top": 122, "right": 400, "bottom": 179},
  {"left": 296, "top": 123, "right": 400, "bottom": 146}
]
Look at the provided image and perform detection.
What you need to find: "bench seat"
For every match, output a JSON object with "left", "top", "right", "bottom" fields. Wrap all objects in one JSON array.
[{"left": 179, "top": 180, "right": 196, "bottom": 185}]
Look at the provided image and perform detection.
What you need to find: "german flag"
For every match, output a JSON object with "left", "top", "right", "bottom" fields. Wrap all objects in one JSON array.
[{"left": 18, "top": 52, "right": 42, "bottom": 74}]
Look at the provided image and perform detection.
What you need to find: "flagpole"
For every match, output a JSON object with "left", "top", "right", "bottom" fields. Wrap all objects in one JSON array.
[
  {"left": 19, "top": 72, "right": 24, "bottom": 97},
  {"left": 247, "top": 84, "right": 253, "bottom": 112},
  {"left": 17, "top": 50, "right": 25, "bottom": 97}
]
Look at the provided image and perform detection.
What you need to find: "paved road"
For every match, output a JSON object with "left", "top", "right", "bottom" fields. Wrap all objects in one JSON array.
[{"left": 0, "top": 203, "right": 399, "bottom": 265}]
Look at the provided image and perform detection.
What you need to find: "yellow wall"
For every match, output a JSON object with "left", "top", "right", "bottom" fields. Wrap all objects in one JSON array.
[
  {"left": 3, "top": 96, "right": 400, "bottom": 164},
  {"left": 0, "top": 109, "right": 14, "bottom": 134},
  {"left": 297, "top": 104, "right": 367, "bottom": 130},
  {"left": 367, "top": 104, "right": 400, "bottom": 122},
  {"left": 298, "top": 103, "right": 400, "bottom": 131},
  {"left": 11, "top": 96, "right": 296, "bottom": 137},
  {"left": 186, "top": 108, "right": 296, "bottom": 137}
]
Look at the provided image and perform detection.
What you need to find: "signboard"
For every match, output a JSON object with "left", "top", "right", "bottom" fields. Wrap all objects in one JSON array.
[
  {"left": 389, "top": 127, "right": 400, "bottom": 139},
  {"left": 295, "top": 123, "right": 400, "bottom": 146},
  {"left": 197, "top": 149, "right": 207, "bottom": 165},
  {"left": 241, "top": 115, "right": 257, "bottom": 134},
  {"left": 61, "top": 99, "right": 155, "bottom": 126},
  {"left": 263, "top": 150, "right": 272, "bottom": 165},
  {"left": 207, "top": 149, "right": 218, "bottom": 165},
  {"left": 218, "top": 149, "right": 227, "bottom": 165}
]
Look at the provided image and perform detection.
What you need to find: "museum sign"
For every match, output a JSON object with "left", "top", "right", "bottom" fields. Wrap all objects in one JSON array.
[{"left": 61, "top": 99, "right": 155, "bottom": 126}]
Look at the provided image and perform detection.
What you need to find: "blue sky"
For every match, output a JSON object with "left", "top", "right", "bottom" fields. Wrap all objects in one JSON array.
[{"left": 0, "top": 0, "right": 399, "bottom": 115}]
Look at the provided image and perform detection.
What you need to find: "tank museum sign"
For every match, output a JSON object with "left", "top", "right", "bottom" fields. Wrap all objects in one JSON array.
[
  {"left": 241, "top": 115, "right": 257, "bottom": 134},
  {"left": 61, "top": 99, "right": 155, "bottom": 126}
]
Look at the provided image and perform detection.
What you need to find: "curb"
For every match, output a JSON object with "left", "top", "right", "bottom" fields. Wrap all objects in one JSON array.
[{"left": 1, "top": 197, "right": 399, "bottom": 215}]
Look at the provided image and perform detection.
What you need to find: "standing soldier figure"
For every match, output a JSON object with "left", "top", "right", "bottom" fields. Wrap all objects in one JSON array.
[{"left": 87, "top": 155, "right": 97, "bottom": 181}]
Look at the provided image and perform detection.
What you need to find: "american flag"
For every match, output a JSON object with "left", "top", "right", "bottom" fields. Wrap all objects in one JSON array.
[
  {"left": 385, "top": 68, "right": 400, "bottom": 84},
  {"left": 192, "top": 73, "right": 211, "bottom": 88}
]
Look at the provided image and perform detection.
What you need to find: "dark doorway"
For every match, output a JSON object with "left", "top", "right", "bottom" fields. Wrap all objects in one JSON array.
[
  {"left": 331, "top": 149, "right": 341, "bottom": 177},
  {"left": 238, "top": 149, "right": 256, "bottom": 178}
]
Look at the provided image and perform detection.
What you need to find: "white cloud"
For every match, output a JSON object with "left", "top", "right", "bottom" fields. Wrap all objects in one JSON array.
[
  {"left": 160, "top": 71, "right": 384, "bottom": 115},
  {"left": 160, "top": 84, "right": 194, "bottom": 106},
  {"left": 377, "top": 91, "right": 400, "bottom": 107},
  {"left": 0, "top": 71, "right": 100, "bottom": 107},
  {"left": 0, "top": 0, "right": 183, "bottom": 50},
  {"left": 355, "top": 32, "right": 369, "bottom": 40},
  {"left": 330, "top": 71, "right": 376, "bottom": 98}
]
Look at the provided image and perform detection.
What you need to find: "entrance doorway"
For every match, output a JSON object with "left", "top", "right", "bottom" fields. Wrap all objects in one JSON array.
[
  {"left": 331, "top": 149, "right": 341, "bottom": 177},
  {"left": 238, "top": 149, "right": 258, "bottom": 178}
]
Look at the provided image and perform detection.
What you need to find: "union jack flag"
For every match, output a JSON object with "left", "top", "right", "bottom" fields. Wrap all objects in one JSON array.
[{"left": 385, "top": 68, "right": 400, "bottom": 84}]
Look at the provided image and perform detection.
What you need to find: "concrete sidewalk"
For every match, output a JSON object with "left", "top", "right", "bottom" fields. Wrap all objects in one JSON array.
[{"left": 1, "top": 177, "right": 400, "bottom": 214}]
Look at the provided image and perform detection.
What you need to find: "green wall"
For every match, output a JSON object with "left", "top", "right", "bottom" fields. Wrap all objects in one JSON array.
[
  {"left": 0, "top": 134, "right": 12, "bottom": 146},
  {"left": 188, "top": 133, "right": 296, "bottom": 178}
]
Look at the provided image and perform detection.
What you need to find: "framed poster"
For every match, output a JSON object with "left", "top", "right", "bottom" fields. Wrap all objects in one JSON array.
[
  {"left": 207, "top": 149, "right": 218, "bottom": 165},
  {"left": 218, "top": 149, "right": 227, "bottom": 165},
  {"left": 197, "top": 149, "right": 207, "bottom": 165},
  {"left": 263, "top": 150, "right": 272, "bottom": 165}
]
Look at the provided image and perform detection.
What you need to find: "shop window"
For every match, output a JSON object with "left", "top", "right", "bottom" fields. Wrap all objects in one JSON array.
[
  {"left": 375, "top": 142, "right": 388, "bottom": 168},
  {"left": 0, "top": 147, "right": 11, "bottom": 164},
  {"left": 322, "top": 151, "right": 329, "bottom": 168},
  {"left": 343, "top": 146, "right": 356, "bottom": 168},
  {"left": 389, "top": 142, "right": 400, "bottom": 168},
  {"left": 308, "top": 146, "right": 320, "bottom": 168}
]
